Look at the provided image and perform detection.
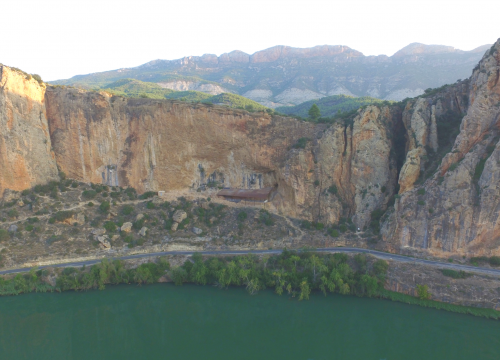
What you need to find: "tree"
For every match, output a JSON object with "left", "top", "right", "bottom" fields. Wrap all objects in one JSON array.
[
  {"left": 299, "top": 278, "right": 311, "bottom": 300},
  {"left": 416, "top": 284, "right": 431, "bottom": 300},
  {"left": 100, "top": 201, "right": 110, "bottom": 213},
  {"left": 308, "top": 103, "right": 321, "bottom": 120}
]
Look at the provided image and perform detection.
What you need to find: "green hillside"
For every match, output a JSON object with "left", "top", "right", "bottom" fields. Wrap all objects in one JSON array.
[
  {"left": 276, "top": 95, "right": 392, "bottom": 118},
  {"left": 103, "top": 78, "right": 174, "bottom": 99},
  {"left": 102, "top": 78, "right": 269, "bottom": 111},
  {"left": 207, "top": 93, "right": 268, "bottom": 111}
]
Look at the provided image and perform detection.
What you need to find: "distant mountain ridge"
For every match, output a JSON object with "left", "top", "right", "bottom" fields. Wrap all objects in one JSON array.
[{"left": 53, "top": 42, "right": 491, "bottom": 106}]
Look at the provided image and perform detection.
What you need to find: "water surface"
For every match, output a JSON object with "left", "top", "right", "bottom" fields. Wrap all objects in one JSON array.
[{"left": 0, "top": 284, "right": 498, "bottom": 360}]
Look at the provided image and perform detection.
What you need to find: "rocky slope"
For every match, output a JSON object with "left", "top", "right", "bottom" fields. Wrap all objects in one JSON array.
[
  {"left": 1, "top": 39, "right": 499, "bottom": 259},
  {"left": 52, "top": 43, "right": 490, "bottom": 106}
]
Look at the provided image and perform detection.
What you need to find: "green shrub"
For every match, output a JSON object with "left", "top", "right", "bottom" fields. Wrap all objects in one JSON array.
[
  {"left": 104, "top": 221, "right": 117, "bottom": 233},
  {"left": 489, "top": 256, "right": 500, "bottom": 266},
  {"left": 32, "top": 74, "right": 43, "bottom": 84},
  {"left": 339, "top": 224, "right": 348, "bottom": 233},
  {"left": 292, "top": 137, "right": 310, "bottom": 149},
  {"left": 300, "top": 220, "right": 311, "bottom": 230},
  {"left": 52, "top": 211, "right": 74, "bottom": 222},
  {"left": 71, "top": 182, "right": 79, "bottom": 188},
  {"left": 82, "top": 190, "right": 97, "bottom": 199},
  {"left": 139, "top": 191, "right": 156, "bottom": 200},
  {"left": 428, "top": 208, "right": 434, "bottom": 214},
  {"left": 0, "top": 229, "right": 9, "bottom": 242},
  {"left": 441, "top": 269, "right": 471, "bottom": 279},
  {"left": 416, "top": 284, "right": 431, "bottom": 300},
  {"left": 146, "top": 202, "right": 156, "bottom": 210},
  {"left": 449, "top": 163, "right": 458, "bottom": 171},
  {"left": 417, "top": 200, "right": 425, "bottom": 206},
  {"left": 48, "top": 217, "right": 56, "bottom": 224},
  {"left": 369, "top": 209, "right": 385, "bottom": 234},
  {"left": 99, "top": 201, "right": 110, "bottom": 213},
  {"left": 7, "top": 209, "right": 18, "bottom": 218},
  {"left": 258, "top": 210, "right": 274, "bottom": 226},
  {"left": 87, "top": 202, "right": 94, "bottom": 207},
  {"left": 328, "top": 228, "right": 339, "bottom": 237},
  {"left": 121, "top": 205, "right": 134, "bottom": 215},
  {"left": 313, "top": 180, "right": 320, "bottom": 187},
  {"left": 417, "top": 188, "right": 425, "bottom": 195},
  {"left": 237, "top": 211, "right": 248, "bottom": 222},
  {"left": 315, "top": 222, "right": 324, "bottom": 230},
  {"left": 327, "top": 185, "right": 338, "bottom": 195}
]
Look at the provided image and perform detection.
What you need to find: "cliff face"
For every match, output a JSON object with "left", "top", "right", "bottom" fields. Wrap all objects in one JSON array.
[
  {"left": 0, "top": 66, "right": 58, "bottom": 196},
  {"left": 45, "top": 88, "right": 318, "bottom": 200},
  {"left": 382, "top": 40, "right": 500, "bottom": 257}
]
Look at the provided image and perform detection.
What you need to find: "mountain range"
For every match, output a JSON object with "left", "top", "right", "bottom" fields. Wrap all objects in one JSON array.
[{"left": 53, "top": 42, "right": 490, "bottom": 107}]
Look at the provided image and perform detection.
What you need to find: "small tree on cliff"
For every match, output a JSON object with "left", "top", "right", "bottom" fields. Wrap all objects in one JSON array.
[{"left": 308, "top": 104, "right": 321, "bottom": 121}]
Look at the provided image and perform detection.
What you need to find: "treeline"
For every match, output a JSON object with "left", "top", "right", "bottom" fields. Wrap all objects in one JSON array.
[
  {"left": 0, "top": 252, "right": 387, "bottom": 300},
  {"left": 0, "top": 258, "right": 171, "bottom": 296},
  {"left": 170, "top": 251, "right": 388, "bottom": 300},
  {"left": 275, "top": 95, "right": 391, "bottom": 120}
]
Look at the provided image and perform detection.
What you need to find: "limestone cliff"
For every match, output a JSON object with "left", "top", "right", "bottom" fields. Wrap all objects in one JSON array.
[
  {"left": 45, "top": 88, "right": 318, "bottom": 199},
  {"left": 0, "top": 66, "right": 58, "bottom": 195},
  {"left": 382, "top": 40, "right": 500, "bottom": 257}
]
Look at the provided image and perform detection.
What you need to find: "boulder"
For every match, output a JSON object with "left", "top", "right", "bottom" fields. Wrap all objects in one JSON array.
[
  {"left": 136, "top": 213, "right": 144, "bottom": 221},
  {"left": 121, "top": 222, "right": 133, "bottom": 232},
  {"left": 91, "top": 228, "right": 106, "bottom": 236},
  {"left": 111, "top": 235, "right": 120, "bottom": 241},
  {"left": 139, "top": 226, "right": 148, "bottom": 236},
  {"left": 172, "top": 210, "right": 187, "bottom": 223},
  {"left": 171, "top": 222, "right": 178, "bottom": 231},
  {"left": 17, "top": 200, "right": 24, "bottom": 207},
  {"left": 97, "top": 235, "right": 111, "bottom": 249},
  {"left": 192, "top": 227, "right": 202, "bottom": 235},
  {"left": 8, "top": 224, "right": 17, "bottom": 233}
]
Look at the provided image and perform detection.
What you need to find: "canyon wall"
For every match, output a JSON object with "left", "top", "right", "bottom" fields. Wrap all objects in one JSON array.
[
  {"left": 382, "top": 40, "right": 500, "bottom": 257},
  {"left": 0, "top": 66, "right": 58, "bottom": 196},
  {"left": 1, "top": 39, "right": 499, "bottom": 257},
  {"left": 45, "top": 87, "right": 319, "bottom": 199}
]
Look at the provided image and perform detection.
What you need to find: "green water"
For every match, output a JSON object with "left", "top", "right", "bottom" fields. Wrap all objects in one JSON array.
[{"left": 0, "top": 285, "right": 499, "bottom": 360}]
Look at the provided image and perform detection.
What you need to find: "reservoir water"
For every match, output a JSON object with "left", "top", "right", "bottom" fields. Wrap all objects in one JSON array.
[{"left": 0, "top": 284, "right": 498, "bottom": 360}]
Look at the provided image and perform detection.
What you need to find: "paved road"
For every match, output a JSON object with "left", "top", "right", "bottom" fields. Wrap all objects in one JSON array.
[{"left": 2, "top": 247, "right": 500, "bottom": 277}]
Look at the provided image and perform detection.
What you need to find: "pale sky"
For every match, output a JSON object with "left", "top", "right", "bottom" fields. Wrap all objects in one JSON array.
[{"left": 1, "top": 0, "right": 498, "bottom": 81}]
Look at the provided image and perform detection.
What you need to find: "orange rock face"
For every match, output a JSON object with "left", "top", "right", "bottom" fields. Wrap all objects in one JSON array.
[
  {"left": 45, "top": 88, "right": 317, "bottom": 195},
  {"left": 0, "top": 66, "right": 58, "bottom": 195}
]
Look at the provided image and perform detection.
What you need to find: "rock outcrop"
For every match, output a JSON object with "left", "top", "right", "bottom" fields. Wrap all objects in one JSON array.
[
  {"left": 0, "top": 66, "right": 59, "bottom": 196},
  {"left": 382, "top": 40, "right": 500, "bottom": 257}
]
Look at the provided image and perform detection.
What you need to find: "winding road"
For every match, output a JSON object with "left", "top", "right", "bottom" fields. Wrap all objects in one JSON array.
[{"left": 1, "top": 247, "right": 500, "bottom": 277}]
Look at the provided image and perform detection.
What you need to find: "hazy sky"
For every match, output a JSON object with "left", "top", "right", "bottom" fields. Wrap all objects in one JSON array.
[{"left": 1, "top": 0, "right": 498, "bottom": 81}]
